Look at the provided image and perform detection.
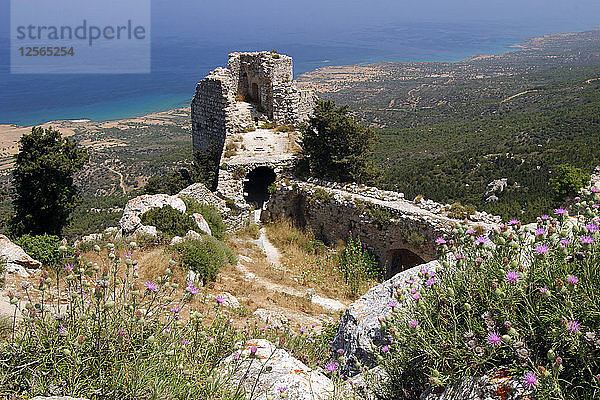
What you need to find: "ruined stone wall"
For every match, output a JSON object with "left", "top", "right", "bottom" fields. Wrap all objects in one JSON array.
[
  {"left": 263, "top": 178, "right": 500, "bottom": 277},
  {"left": 192, "top": 51, "right": 314, "bottom": 160}
]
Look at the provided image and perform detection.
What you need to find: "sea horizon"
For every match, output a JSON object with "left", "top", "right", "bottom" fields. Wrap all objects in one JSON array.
[{"left": 2, "top": 20, "right": 599, "bottom": 127}]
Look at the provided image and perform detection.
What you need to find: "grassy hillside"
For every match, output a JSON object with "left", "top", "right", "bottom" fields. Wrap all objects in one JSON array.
[{"left": 300, "top": 30, "right": 600, "bottom": 221}]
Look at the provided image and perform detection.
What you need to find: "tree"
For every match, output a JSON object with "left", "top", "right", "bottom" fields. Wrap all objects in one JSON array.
[
  {"left": 300, "top": 100, "right": 378, "bottom": 184},
  {"left": 12, "top": 127, "right": 89, "bottom": 235},
  {"left": 549, "top": 164, "right": 590, "bottom": 202}
]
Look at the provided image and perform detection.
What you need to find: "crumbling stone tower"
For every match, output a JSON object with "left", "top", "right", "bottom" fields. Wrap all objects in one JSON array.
[{"left": 191, "top": 51, "right": 314, "bottom": 189}]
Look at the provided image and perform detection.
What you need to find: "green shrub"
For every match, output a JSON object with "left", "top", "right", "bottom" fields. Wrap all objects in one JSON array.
[
  {"left": 177, "top": 237, "right": 236, "bottom": 284},
  {"left": 140, "top": 205, "right": 196, "bottom": 238},
  {"left": 15, "top": 234, "right": 61, "bottom": 267},
  {"left": 379, "top": 186, "right": 600, "bottom": 399},
  {"left": 259, "top": 122, "right": 277, "bottom": 130},
  {"left": 550, "top": 164, "right": 590, "bottom": 202},
  {"left": 338, "top": 235, "right": 381, "bottom": 297},
  {"left": 180, "top": 198, "right": 227, "bottom": 240},
  {"left": 446, "top": 202, "right": 477, "bottom": 219}
]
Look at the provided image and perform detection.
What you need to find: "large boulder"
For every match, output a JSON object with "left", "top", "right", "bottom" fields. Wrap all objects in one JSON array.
[
  {"left": 220, "top": 339, "right": 333, "bottom": 400},
  {"left": 0, "top": 234, "right": 42, "bottom": 278},
  {"left": 178, "top": 183, "right": 228, "bottom": 215},
  {"left": 332, "top": 260, "right": 440, "bottom": 373},
  {"left": 119, "top": 194, "right": 186, "bottom": 235}
]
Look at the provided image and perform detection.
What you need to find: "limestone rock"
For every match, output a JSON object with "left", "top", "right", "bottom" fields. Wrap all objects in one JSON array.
[
  {"left": 0, "top": 234, "right": 42, "bottom": 278},
  {"left": 220, "top": 339, "right": 333, "bottom": 400},
  {"left": 178, "top": 183, "right": 228, "bottom": 215},
  {"left": 135, "top": 225, "right": 158, "bottom": 237},
  {"left": 253, "top": 308, "right": 290, "bottom": 330},
  {"left": 332, "top": 260, "right": 441, "bottom": 373},
  {"left": 119, "top": 194, "right": 186, "bottom": 234},
  {"left": 185, "top": 230, "right": 202, "bottom": 241},
  {"left": 169, "top": 236, "right": 183, "bottom": 246},
  {"left": 191, "top": 213, "right": 212, "bottom": 235},
  {"left": 215, "top": 292, "right": 240, "bottom": 308}
]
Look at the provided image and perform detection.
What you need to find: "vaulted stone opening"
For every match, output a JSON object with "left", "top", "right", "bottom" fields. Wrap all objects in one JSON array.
[
  {"left": 243, "top": 166, "right": 276, "bottom": 208},
  {"left": 385, "top": 248, "right": 426, "bottom": 278}
]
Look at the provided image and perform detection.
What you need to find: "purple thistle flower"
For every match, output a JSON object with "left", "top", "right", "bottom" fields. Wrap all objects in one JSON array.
[
  {"left": 586, "top": 223, "right": 599, "bottom": 233},
  {"left": 486, "top": 332, "right": 502, "bottom": 347},
  {"left": 567, "top": 320, "right": 581, "bottom": 332},
  {"left": 171, "top": 306, "right": 182, "bottom": 313},
  {"left": 535, "top": 245, "right": 549, "bottom": 255},
  {"left": 538, "top": 286, "right": 548, "bottom": 294},
  {"left": 581, "top": 236, "right": 595, "bottom": 244},
  {"left": 508, "top": 219, "right": 520, "bottom": 226},
  {"left": 554, "top": 208, "right": 567, "bottom": 215},
  {"left": 278, "top": 387, "right": 287, "bottom": 393},
  {"left": 412, "top": 292, "right": 422, "bottom": 301},
  {"left": 541, "top": 214, "right": 550, "bottom": 220},
  {"left": 567, "top": 275, "right": 579, "bottom": 285},
  {"left": 64, "top": 264, "right": 74, "bottom": 272},
  {"left": 117, "top": 329, "right": 126, "bottom": 337},
  {"left": 560, "top": 238, "right": 570, "bottom": 248},
  {"left": 535, "top": 227, "right": 546, "bottom": 236},
  {"left": 475, "top": 257, "right": 483, "bottom": 264},
  {"left": 58, "top": 326, "right": 67, "bottom": 336},
  {"left": 409, "top": 319, "right": 419, "bottom": 328},
  {"left": 455, "top": 253, "right": 463, "bottom": 260},
  {"left": 215, "top": 295, "right": 225, "bottom": 305},
  {"left": 523, "top": 372, "right": 538, "bottom": 388},
  {"left": 325, "top": 362, "right": 339, "bottom": 373},
  {"left": 381, "top": 345, "right": 389, "bottom": 353},
  {"left": 387, "top": 301, "right": 398, "bottom": 308},
  {"left": 181, "top": 340, "right": 190, "bottom": 345},
  {"left": 186, "top": 281, "right": 200, "bottom": 295},
  {"left": 466, "top": 229, "right": 475, "bottom": 235},
  {"left": 435, "top": 237, "right": 446, "bottom": 245},
  {"left": 145, "top": 281, "right": 158, "bottom": 292},
  {"left": 505, "top": 271, "right": 520, "bottom": 283},
  {"left": 475, "top": 236, "right": 488, "bottom": 245}
]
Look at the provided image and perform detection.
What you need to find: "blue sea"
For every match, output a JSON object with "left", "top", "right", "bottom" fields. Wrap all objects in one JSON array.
[{"left": 1, "top": 2, "right": 599, "bottom": 127}]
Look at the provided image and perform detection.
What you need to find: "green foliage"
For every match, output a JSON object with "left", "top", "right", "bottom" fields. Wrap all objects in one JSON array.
[
  {"left": 144, "top": 169, "right": 193, "bottom": 195},
  {"left": 300, "top": 100, "right": 379, "bottom": 184},
  {"left": 177, "top": 237, "right": 236, "bottom": 284},
  {"left": 140, "top": 205, "right": 196, "bottom": 238},
  {"left": 338, "top": 235, "right": 381, "bottom": 297},
  {"left": 379, "top": 186, "right": 600, "bottom": 399},
  {"left": 446, "top": 202, "right": 477, "bottom": 219},
  {"left": 12, "top": 127, "right": 89, "bottom": 236},
  {"left": 259, "top": 121, "right": 277, "bottom": 129},
  {"left": 14, "top": 234, "right": 61, "bottom": 267},
  {"left": 192, "top": 145, "right": 220, "bottom": 191},
  {"left": 62, "top": 195, "right": 127, "bottom": 239},
  {"left": 355, "top": 200, "right": 391, "bottom": 226},
  {"left": 404, "top": 231, "right": 426, "bottom": 248},
  {"left": 550, "top": 164, "right": 590, "bottom": 202}
]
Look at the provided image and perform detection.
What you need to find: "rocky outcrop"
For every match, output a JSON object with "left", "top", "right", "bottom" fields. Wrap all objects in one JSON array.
[
  {"left": 332, "top": 260, "right": 441, "bottom": 373},
  {"left": 221, "top": 339, "right": 333, "bottom": 400},
  {"left": 484, "top": 178, "right": 509, "bottom": 203},
  {"left": 0, "top": 234, "right": 42, "bottom": 278},
  {"left": 190, "top": 213, "right": 211, "bottom": 235},
  {"left": 119, "top": 194, "right": 186, "bottom": 235},
  {"left": 178, "top": 183, "right": 228, "bottom": 215}
]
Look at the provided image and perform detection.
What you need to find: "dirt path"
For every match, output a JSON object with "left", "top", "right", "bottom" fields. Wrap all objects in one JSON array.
[
  {"left": 586, "top": 77, "right": 600, "bottom": 84},
  {"left": 501, "top": 89, "right": 539, "bottom": 103},
  {"left": 108, "top": 167, "right": 127, "bottom": 195},
  {"left": 241, "top": 228, "right": 347, "bottom": 313}
]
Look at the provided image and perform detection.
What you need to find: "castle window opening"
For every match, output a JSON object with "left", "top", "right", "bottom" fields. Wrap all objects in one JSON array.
[
  {"left": 385, "top": 248, "right": 425, "bottom": 278},
  {"left": 243, "top": 166, "right": 276, "bottom": 208},
  {"left": 251, "top": 82, "right": 260, "bottom": 105}
]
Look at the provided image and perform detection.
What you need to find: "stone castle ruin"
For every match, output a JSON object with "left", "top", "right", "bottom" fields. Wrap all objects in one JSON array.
[{"left": 191, "top": 51, "right": 315, "bottom": 194}]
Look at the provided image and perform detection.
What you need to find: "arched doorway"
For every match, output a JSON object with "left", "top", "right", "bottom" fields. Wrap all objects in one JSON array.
[
  {"left": 385, "top": 248, "right": 426, "bottom": 278},
  {"left": 244, "top": 166, "right": 276, "bottom": 208}
]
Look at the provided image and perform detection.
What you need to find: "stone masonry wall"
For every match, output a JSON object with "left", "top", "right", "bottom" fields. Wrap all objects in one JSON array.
[{"left": 263, "top": 178, "right": 500, "bottom": 277}]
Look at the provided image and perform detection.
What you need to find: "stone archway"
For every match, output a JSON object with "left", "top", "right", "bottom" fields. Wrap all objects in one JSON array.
[
  {"left": 243, "top": 166, "right": 276, "bottom": 208},
  {"left": 385, "top": 248, "right": 426, "bottom": 278}
]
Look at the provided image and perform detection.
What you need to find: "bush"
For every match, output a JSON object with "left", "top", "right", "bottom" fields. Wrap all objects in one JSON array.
[
  {"left": 14, "top": 234, "right": 61, "bottom": 267},
  {"left": 180, "top": 198, "right": 226, "bottom": 240},
  {"left": 140, "top": 205, "right": 196, "bottom": 237},
  {"left": 177, "top": 237, "right": 236, "bottom": 284},
  {"left": 379, "top": 185, "right": 600, "bottom": 399},
  {"left": 550, "top": 164, "right": 590, "bottom": 202},
  {"left": 338, "top": 235, "right": 381, "bottom": 297}
]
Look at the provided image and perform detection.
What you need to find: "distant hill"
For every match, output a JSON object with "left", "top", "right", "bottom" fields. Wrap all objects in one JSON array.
[{"left": 299, "top": 30, "right": 600, "bottom": 221}]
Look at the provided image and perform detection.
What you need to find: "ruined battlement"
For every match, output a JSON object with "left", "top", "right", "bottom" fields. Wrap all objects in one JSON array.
[{"left": 191, "top": 51, "right": 315, "bottom": 190}]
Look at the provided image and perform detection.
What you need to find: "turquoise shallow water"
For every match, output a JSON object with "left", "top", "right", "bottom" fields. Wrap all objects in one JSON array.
[{"left": 1, "top": 18, "right": 598, "bottom": 126}]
